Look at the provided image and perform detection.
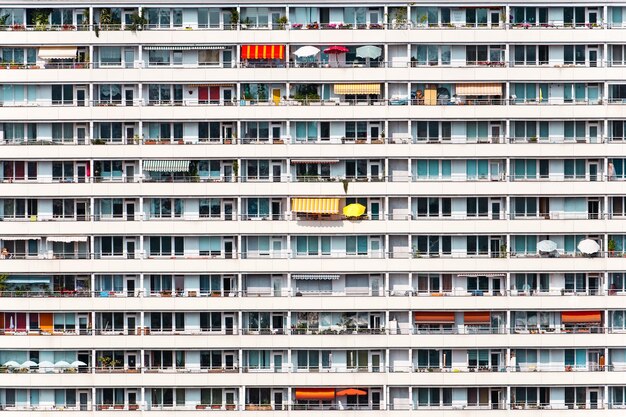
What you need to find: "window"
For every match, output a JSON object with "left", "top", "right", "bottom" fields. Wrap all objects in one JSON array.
[
  {"left": 245, "top": 160, "right": 270, "bottom": 180},
  {"left": 466, "top": 236, "right": 489, "bottom": 255},
  {"left": 466, "top": 198, "right": 489, "bottom": 217},
  {"left": 415, "top": 197, "right": 451, "bottom": 217},
  {"left": 198, "top": 122, "right": 222, "bottom": 141},
  {"left": 564, "top": 273, "right": 587, "bottom": 293},
  {"left": 98, "top": 84, "right": 122, "bottom": 104},
  {"left": 297, "top": 350, "right": 320, "bottom": 370},
  {"left": 346, "top": 236, "right": 369, "bottom": 255},
  {"left": 413, "top": 160, "right": 451, "bottom": 180},
  {"left": 609, "top": 273, "right": 626, "bottom": 293},
  {"left": 201, "top": 388, "right": 223, "bottom": 406},
  {"left": 413, "top": 45, "right": 451, "bottom": 66},
  {"left": 100, "top": 236, "right": 123, "bottom": 256},
  {"left": 514, "top": 197, "right": 538, "bottom": 218},
  {"left": 148, "top": 84, "right": 174, "bottom": 104},
  {"left": 98, "top": 199, "right": 123, "bottom": 218},
  {"left": 564, "top": 159, "right": 586, "bottom": 179},
  {"left": 245, "top": 198, "right": 269, "bottom": 219},
  {"left": 151, "top": 312, "right": 183, "bottom": 332},
  {"left": 345, "top": 160, "right": 369, "bottom": 179},
  {"left": 151, "top": 388, "right": 174, "bottom": 407},
  {"left": 198, "top": 8, "right": 221, "bottom": 28},
  {"left": 416, "top": 349, "right": 440, "bottom": 369},
  {"left": 98, "top": 388, "right": 125, "bottom": 406},
  {"left": 294, "top": 122, "right": 319, "bottom": 142},
  {"left": 295, "top": 236, "right": 331, "bottom": 256},
  {"left": 53, "top": 313, "right": 76, "bottom": 332},
  {"left": 199, "top": 312, "right": 222, "bottom": 331},
  {"left": 345, "top": 121, "right": 368, "bottom": 139},
  {"left": 564, "top": 387, "right": 586, "bottom": 409},
  {"left": 346, "top": 350, "right": 368, "bottom": 370},
  {"left": 199, "top": 199, "right": 221, "bottom": 218},
  {"left": 98, "top": 312, "right": 124, "bottom": 332},
  {"left": 611, "top": 158, "right": 626, "bottom": 179},
  {"left": 513, "top": 235, "right": 537, "bottom": 255},
  {"left": 149, "top": 275, "right": 173, "bottom": 293},
  {"left": 414, "top": 235, "right": 451, "bottom": 256},
  {"left": 465, "top": 160, "right": 489, "bottom": 180},
  {"left": 612, "top": 387, "right": 626, "bottom": 407},
  {"left": 242, "top": 122, "right": 270, "bottom": 141},
  {"left": 200, "top": 275, "right": 222, "bottom": 294},
  {"left": 466, "top": 122, "right": 489, "bottom": 142},
  {"left": 414, "top": 121, "right": 451, "bottom": 141},
  {"left": 467, "top": 276, "right": 488, "bottom": 292},
  {"left": 200, "top": 350, "right": 223, "bottom": 369},
  {"left": 199, "top": 237, "right": 221, "bottom": 256},
  {"left": 612, "top": 45, "right": 626, "bottom": 66},
  {"left": 55, "top": 389, "right": 76, "bottom": 408},
  {"left": 150, "top": 236, "right": 184, "bottom": 256},
  {"left": 96, "top": 122, "right": 123, "bottom": 142},
  {"left": 96, "top": 275, "right": 123, "bottom": 292},
  {"left": 148, "top": 50, "right": 170, "bottom": 65},
  {"left": 99, "top": 47, "right": 122, "bottom": 66},
  {"left": 51, "top": 85, "right": 73, "bottom": 105},
  {"left": 513, "top": 46, "right": 549, "bottom": 65},
  {"left": 513, "top": 159, "right": 537, "bottom": 180},
  {"left": 150, "top": 199, "right": 184, "bottom": 218},
  {"left": 468, "top": 349, "right": 489, "bottom": 369},
  {"left": 564, "top": 45, "right": 586, "bottom": 65},
  {"left": 415, "top": 388, "right": 452, "bottom": 407}
]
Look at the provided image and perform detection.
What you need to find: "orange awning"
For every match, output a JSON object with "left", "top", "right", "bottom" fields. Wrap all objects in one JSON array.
[
  {"left": 562, "top": 311, "right": 601, "bottom": 324},
  {"left": 414, "top": 312, "right": 455, "bottom": 323},
  {"left": 456, "top": 83, "right": 502, "bottom": 96},
  {"left": 241, "top": 45, "right": 285, "bottom": 60},
  {"left": 295, "top": 388, "right": 335, "bottom": 400},
  {"left": 464, "top": 311, "right": 490, "bottom": 324}
]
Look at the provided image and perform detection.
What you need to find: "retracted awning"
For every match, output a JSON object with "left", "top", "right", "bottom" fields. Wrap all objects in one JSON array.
[
  {"left": 241, "top": 45, "right": 285, "bottom": 60},
  {"left": 291, "top": 160, "right": 339, "bottom": 164},
  {"left": 562, "top": 311, "right": 602, "bottom": 323},
  {"left": 291, "top": 198, "right": 340, "bottom": 214},
  {"left": 186, "top": 83, "right": 235, "bottom": 87},
  {"left": 6, "top": 276, "right": 51, "bottom": 284},
  {"left": 334, "top": 84, "right": 381, "bottom": 95},
  {"left": 46, "top": 236, "right": 89, "bottom": 243},
  {"left": 143, "top": 160, "right": 190, "bottom": 172},
  {"left": 456, "top": 83, "right": 502, "bottom": 96},
  {"left": 295, "top": 388, "right": 336, "bottom": 400},
  {"left": 414, "top": 312, "right": 455, "bottom": 323},
  {"left": 1, "top": 236, "right": 42, "bottom": 241},
  {"left": 38, "top": 46, "right": 77, "bottom": 59},
  {"left": 464, "top": 311, "right": 490, "bottom": 324},
  {"left": 293, "top": 274, "right": 340, "bottom": 280},
  {"left": 457, "top": 273, "right": 505, "bottom": 277},
  {"left": 144, "top": 45, "right": 227, "bottom": 50}
]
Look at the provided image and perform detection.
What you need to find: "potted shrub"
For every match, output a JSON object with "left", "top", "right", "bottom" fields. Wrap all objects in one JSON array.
[{"left": 608, "top": 239, "right": 616, "bottom": 256}]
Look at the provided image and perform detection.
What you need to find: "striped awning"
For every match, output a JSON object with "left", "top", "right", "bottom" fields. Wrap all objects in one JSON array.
[
  {"left": 46, "top": 236, "right": 89, "bottom": 243},
  {"left": 562, "top": 311, "right": 601, "bottom": 324},
  {"left": 464, "top": 312, "right": 490, "bottom": 324},
  {"left": 2, "top": 236, "right": 42, "bottom": 241},
  {"left": 334, "top": 84, "right": 381, "bottom": 95},
  {"left": 186, "top": 84, "right": 235, "bottom": 87},
  {"left": 291, "top": 198, "right": 340, "bottom": 214},
  {"left": 144, "top": 45, "right": 227, "bottom": 50},
  {"left": 293, "top": 274, "right": 340, "bottom": 280},
  {"left": 38, "top": 46, "right": 77, "bottom": 59},
  {"left": 291, "top": 159, "right": 339, "bottom": 164},
  {"left": 457, "top": 273, "right": 505, "bottom": 277},
  {"left": 143, "top": 160, "right": 190, "bottom": 172},
  {"left": 6, "top": 276, "right": 51, "bottom": 284},
  {"left": 295, "top": 389, "right": 336, "bottom": 400},
  {"left": 241, "top": 45, "right": 285, "bottom": 60},
  {"left": 414, "top": 312, "right": 455, "bottom": 323},
  {"left": 456, "top": 83, "right": 502, "bottom": 96}
]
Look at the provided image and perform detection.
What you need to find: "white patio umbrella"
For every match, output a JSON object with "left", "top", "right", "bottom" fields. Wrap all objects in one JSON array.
[
  {"left": 293, "top": 46, "right": 321, "bottom": 58},
  {"left": 38, "top": 361, "right": 55, "bottom": 371},
  {"left": 70, "top": 360, "right": 87, "bottom": 367},
  {"left": 3, "top": 360, "right": 21, "bottom": 368},
  {"left": 537, "top": 240, "right": 557, "bottom": 253},
  {"left": 356, "top": 45, "right": 382, "bottom": 59},
  {"left": 21, "top": 360, "right": 38, "bottom": 368},
  {"left": 578, "top": 239, "right": 600, "bottom": 254},
  {"left": 54, "top": 360, "right": 71, "bottom": 369}
]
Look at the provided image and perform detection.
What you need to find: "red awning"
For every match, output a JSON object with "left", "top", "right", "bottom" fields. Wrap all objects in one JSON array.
[
  {"left": 414, "top": 312, "right": 455, "bottom": 323},
  {"left": 241, "top": 45, "right": 285, "bottom": 60},
  {"left": 561, "top": 311, "right": 601, "bottom": 324},
  {"left": 464, "top": 312, "right": 490, "bottom": 324},
  {"left": 295, "top": 388, "right": 335, "bottom": 400}
]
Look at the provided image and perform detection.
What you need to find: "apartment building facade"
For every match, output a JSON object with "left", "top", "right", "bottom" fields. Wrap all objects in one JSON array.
[{"left": 1, "top": 0, "right": 626, "bottom": 414}]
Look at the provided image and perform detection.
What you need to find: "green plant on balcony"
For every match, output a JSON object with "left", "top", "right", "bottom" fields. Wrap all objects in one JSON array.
[
  {"left": 0, "top": 14, "right": 9, "bottom": 28},
  {"left": 127, "top": 10, "right": 147, "bottom": 32},
  {"left": 229, "top": 9, "right": 239, "bottom": 29},
  {"left": 257, "top": 84, "right": 268, "bottom": 102},
  {"left": 32, "top": 9, "right": 52, "bottom": 30},
  {"left": 276, "top": 15, "right": 288, "bottom": 29},
  {"left": 608, "top": 239, "right": 617, "bottom": 255},
  {"left": 499, "top": 244, "right": 507, "bottom": 258}
]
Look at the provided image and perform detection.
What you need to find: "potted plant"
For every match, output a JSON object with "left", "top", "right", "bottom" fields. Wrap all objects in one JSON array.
[
  {"left": 229, "top": 9, "right": 239, "bottom": 29},
  {"left": 196, "top": 404, "right": 207, "bottom": 410},
  {"left": 276, "top": 15, "right": 288, "bottom": 29},
  {"left": 127, "top": 11, "right": 147, "bottom": 32},
  {"left": 608, "top": 239, "right": 616, "bottom": 256},
  {"left": 291, "top": 23, "right": 303, "bottom": 29}
]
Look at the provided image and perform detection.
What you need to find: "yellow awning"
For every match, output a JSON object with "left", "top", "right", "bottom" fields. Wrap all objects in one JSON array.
[
  {"left": 334, "top": 84, "right": 380, "bottom": 95},
  {"left": 292, "top": 198, "right": 339, "bottom": 214},
  {"left": 38, "top": 46, "right": 77, "bottom": 59},
  {"left": 456, "top": 83, "right": 502, "bottom": 96}
]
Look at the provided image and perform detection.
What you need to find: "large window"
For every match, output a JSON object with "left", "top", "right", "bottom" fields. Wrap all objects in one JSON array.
[
  {"left": 51, "top": 85, "right": 73, "bottom": 105},
  {"left": 100, "top": 236, "right": 123, "bottom": 256},
  {"left": 199, "top": 199, "right": 221, "bottom": 218},
  {"left": 150, "top": 198, "right": 184, "bottom": 218},
  {"left": 99, "top": 47, "right": 122, "bottom": 66},
  {"left": 150, "top": 236, "right": 184, "bottom": 256},
  {"left": 200, "top": 312, "right": 222, "bottom": 331},
  {"left": 413, "top": 160, "right": 451, "bottom": 180}
]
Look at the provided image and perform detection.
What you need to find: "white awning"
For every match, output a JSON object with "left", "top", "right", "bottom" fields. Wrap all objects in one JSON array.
[
  {"left": 291, "top": 160, "right": 339, "bottom": 164},
  {"left": 143, "top": 160, "right": 190, "bottom": 172},
  {"left": 46, "top": 236, "right": 89, "bottom": 243},
  {"left": 144, "top": 45, "right": 227, "bottom": 50},
  {"left": 38, "top": 46, "right": 78, "bottom": 59},
  {"left": 457, "top": 273, "right": 505, "bottom": 277},
  {"left": 293, "top": 274, "right": 340, "bottom": 280},
  {"left": 1, "top": 236, "right": 42, "bottom": 241}
]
